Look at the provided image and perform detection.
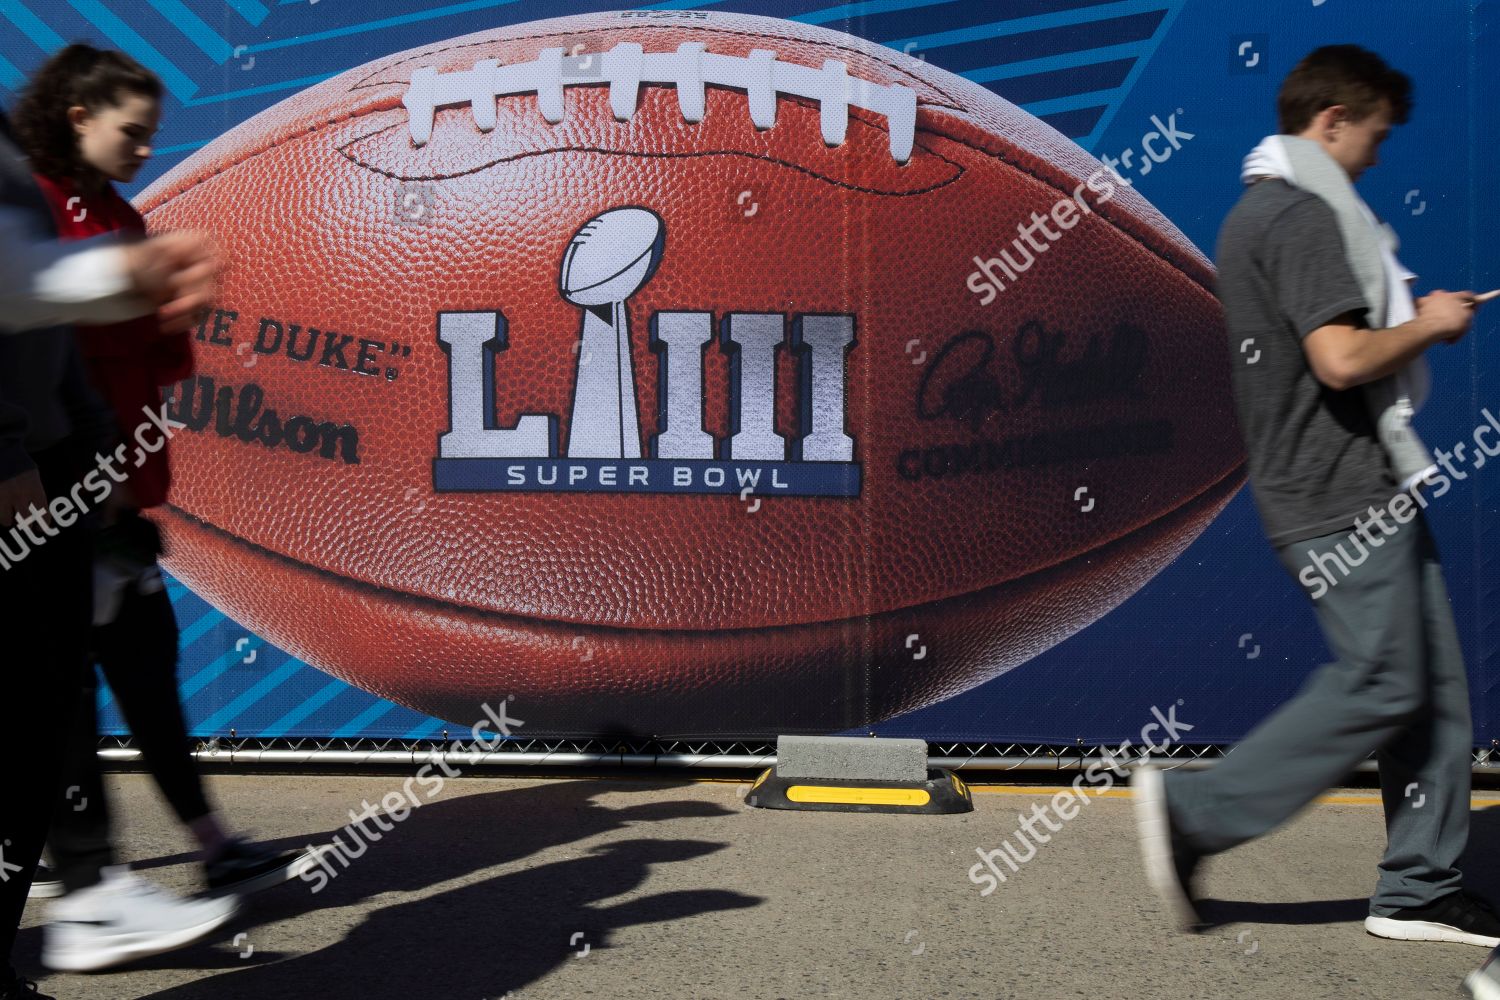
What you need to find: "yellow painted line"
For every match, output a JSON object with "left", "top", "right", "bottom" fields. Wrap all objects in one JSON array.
[
  {"left": 963, "top": 786, "right": 1500, "bottom": 807},
  {"left": 1316, "top": 793, "right": 1500, "bottom": 806},
  {"left": 786, "top": 785, "right": 932, "bottom": 806},
  {"left": 698, "top": 775, "right": 1500, "bottom": 809},
  {"left": 970, "top": 786, "right": 1134, "bottom": 800}
]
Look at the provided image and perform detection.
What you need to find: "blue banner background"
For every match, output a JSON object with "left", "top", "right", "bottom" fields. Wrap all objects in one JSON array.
[{"left": 6, "top": 0, "right": 1494, "bottom": 744}]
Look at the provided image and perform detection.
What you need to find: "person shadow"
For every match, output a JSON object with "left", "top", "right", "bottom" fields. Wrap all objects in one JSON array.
[
  {"left": 1195, "top": 797, "right": 1500, "bottom": 929},
  {"left": 22, "top": 778, "right": 761, "bottom": 997}
]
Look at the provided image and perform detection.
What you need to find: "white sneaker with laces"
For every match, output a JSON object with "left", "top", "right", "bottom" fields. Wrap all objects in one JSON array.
[{"left": 42, "top": 866, "right": 239, "bottom": 972}]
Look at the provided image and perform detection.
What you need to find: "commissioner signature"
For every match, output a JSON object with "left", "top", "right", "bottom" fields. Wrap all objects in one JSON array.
[{"left": 915, "top": 321, "right": 1149, "bottom": 431}]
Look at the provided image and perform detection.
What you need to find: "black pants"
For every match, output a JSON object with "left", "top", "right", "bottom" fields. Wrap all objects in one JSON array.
[
  {"left": 0, "top": 441, "right": 94, "bottom": 981},
  {"left": 49, "top": 561, "right": 213, "bottom": 893}
]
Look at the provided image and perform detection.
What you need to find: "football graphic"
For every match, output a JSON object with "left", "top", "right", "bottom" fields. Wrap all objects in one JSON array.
[
  {"left": 560, "top": 207, "right": 665, "bottom": 307},
  {"left": 138, "top": 10, "right": 1244, "bottom": 737}
]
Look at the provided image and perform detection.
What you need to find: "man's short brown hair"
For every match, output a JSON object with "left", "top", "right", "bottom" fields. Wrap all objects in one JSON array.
[{"left": 1278, "top": 45, "right": 1413, "bottom": 134}]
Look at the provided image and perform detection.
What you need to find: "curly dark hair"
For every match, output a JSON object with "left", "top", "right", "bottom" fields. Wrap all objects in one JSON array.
[
  {"left": 1278, "top": 45, "right": 1413, "bottom": 134},
  {"left": 12, "top": 43, "right": 163, "bottom": 183}
]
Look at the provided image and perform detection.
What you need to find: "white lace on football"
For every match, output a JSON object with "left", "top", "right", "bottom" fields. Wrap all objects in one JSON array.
[{"left": 402, "top": 42, "right": 918, "bottom": 163}]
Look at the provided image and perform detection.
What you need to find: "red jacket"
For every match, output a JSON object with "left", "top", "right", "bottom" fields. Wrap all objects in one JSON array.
[{"left": 32, "top": 173, "right": 194, "bottom": 508}]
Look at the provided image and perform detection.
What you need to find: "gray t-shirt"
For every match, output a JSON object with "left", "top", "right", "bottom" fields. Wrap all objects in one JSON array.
[{"left": 1215, "top": 178, "right": 1396, "bottom": 547}]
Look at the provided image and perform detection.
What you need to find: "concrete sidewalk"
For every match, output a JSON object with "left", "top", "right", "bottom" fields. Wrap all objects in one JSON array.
[{"left": 15, "top": 771, "right": 1500, "bottom": 999}]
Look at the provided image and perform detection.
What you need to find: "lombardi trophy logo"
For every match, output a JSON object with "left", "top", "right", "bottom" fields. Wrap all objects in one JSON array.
[{"left": 560, "top": 208, "right": 664, "bottom": 459}]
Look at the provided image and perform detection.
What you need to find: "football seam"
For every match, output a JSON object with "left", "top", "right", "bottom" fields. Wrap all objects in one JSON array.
[
  {"left": 138, "top": 95, "right": 932, "bottom": 212},
  {"left": 144, "top": 108, "right": 1208, "bottom": 299},
  {"left": 159, "top": 460, "right": 1243, "bottom": 637},
  {"left": 345, "top": 22, "right": 969, "bottom": 111},
  {"left": 335, "top": 22, "right": 1211, "bottom": 290},
  {"left": 925, "top": 124, "right": 1215, "bottom": 295},
  {"left": 336, "top": 121, "right": 967, "bottom": 197},
  {"left": 142, "top": 100, "right": 1209, "bottom": 299}
]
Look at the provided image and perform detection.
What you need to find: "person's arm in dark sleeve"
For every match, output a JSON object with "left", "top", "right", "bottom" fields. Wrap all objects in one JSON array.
[
  {"left": 0, "top": 207, "right": 155, "bottom": 333},
  {"left": 1268, "top": 196, "right": 1459, "bottom": 390},
  {"left": 1262, "top": 195, "right": 1369, "bottom": 341},
  {"left": 57, "top": 334, "right": 119, "bottom": 462},
  {"left": 0, "top": 382, "right": 40, "bottom": 527},
  {"left": 0, "top": 388, "right": 34, "bottom": 482}
]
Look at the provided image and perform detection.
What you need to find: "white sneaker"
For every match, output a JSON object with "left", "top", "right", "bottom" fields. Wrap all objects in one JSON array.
[
  {"left": 1131, "top": 763, "right": 1203, "bottom": 931},
  {"left": 27, "top": 862, "right": 64, "bottom": 899},
  {"left": 42, "top": 866, "right": 239, "bottom": 972}
]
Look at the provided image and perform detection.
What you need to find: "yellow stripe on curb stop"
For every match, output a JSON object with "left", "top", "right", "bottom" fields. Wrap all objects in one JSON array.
[{"left": 786, "top": 785, "right": 932, "bottom": 806}]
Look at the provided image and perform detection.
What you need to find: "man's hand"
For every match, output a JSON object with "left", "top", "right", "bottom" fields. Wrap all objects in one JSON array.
[
  {"left": 120, "top": 232, "right": 220, "bottom": 334},
  {"left": 1418, "top": 290, "right": 1478, "bottom": 346},
  {"left": 0, "top": 468, "right": 45, "bottom": 529}
]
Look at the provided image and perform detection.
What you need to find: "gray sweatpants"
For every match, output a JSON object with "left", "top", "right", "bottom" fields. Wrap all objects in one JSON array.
[{"left": 1164, "top": 511, "right": 1472, "bottom": 915}]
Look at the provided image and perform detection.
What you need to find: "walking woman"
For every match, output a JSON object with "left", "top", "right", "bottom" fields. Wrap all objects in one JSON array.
[{"left": 12, "top": 44, "right": 312, "bottom": 975}]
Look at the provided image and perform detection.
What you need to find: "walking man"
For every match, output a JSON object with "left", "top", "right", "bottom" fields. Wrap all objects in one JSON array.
[{"left": 1133, "top": 45, "right": 1497, "bottom": 947}]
